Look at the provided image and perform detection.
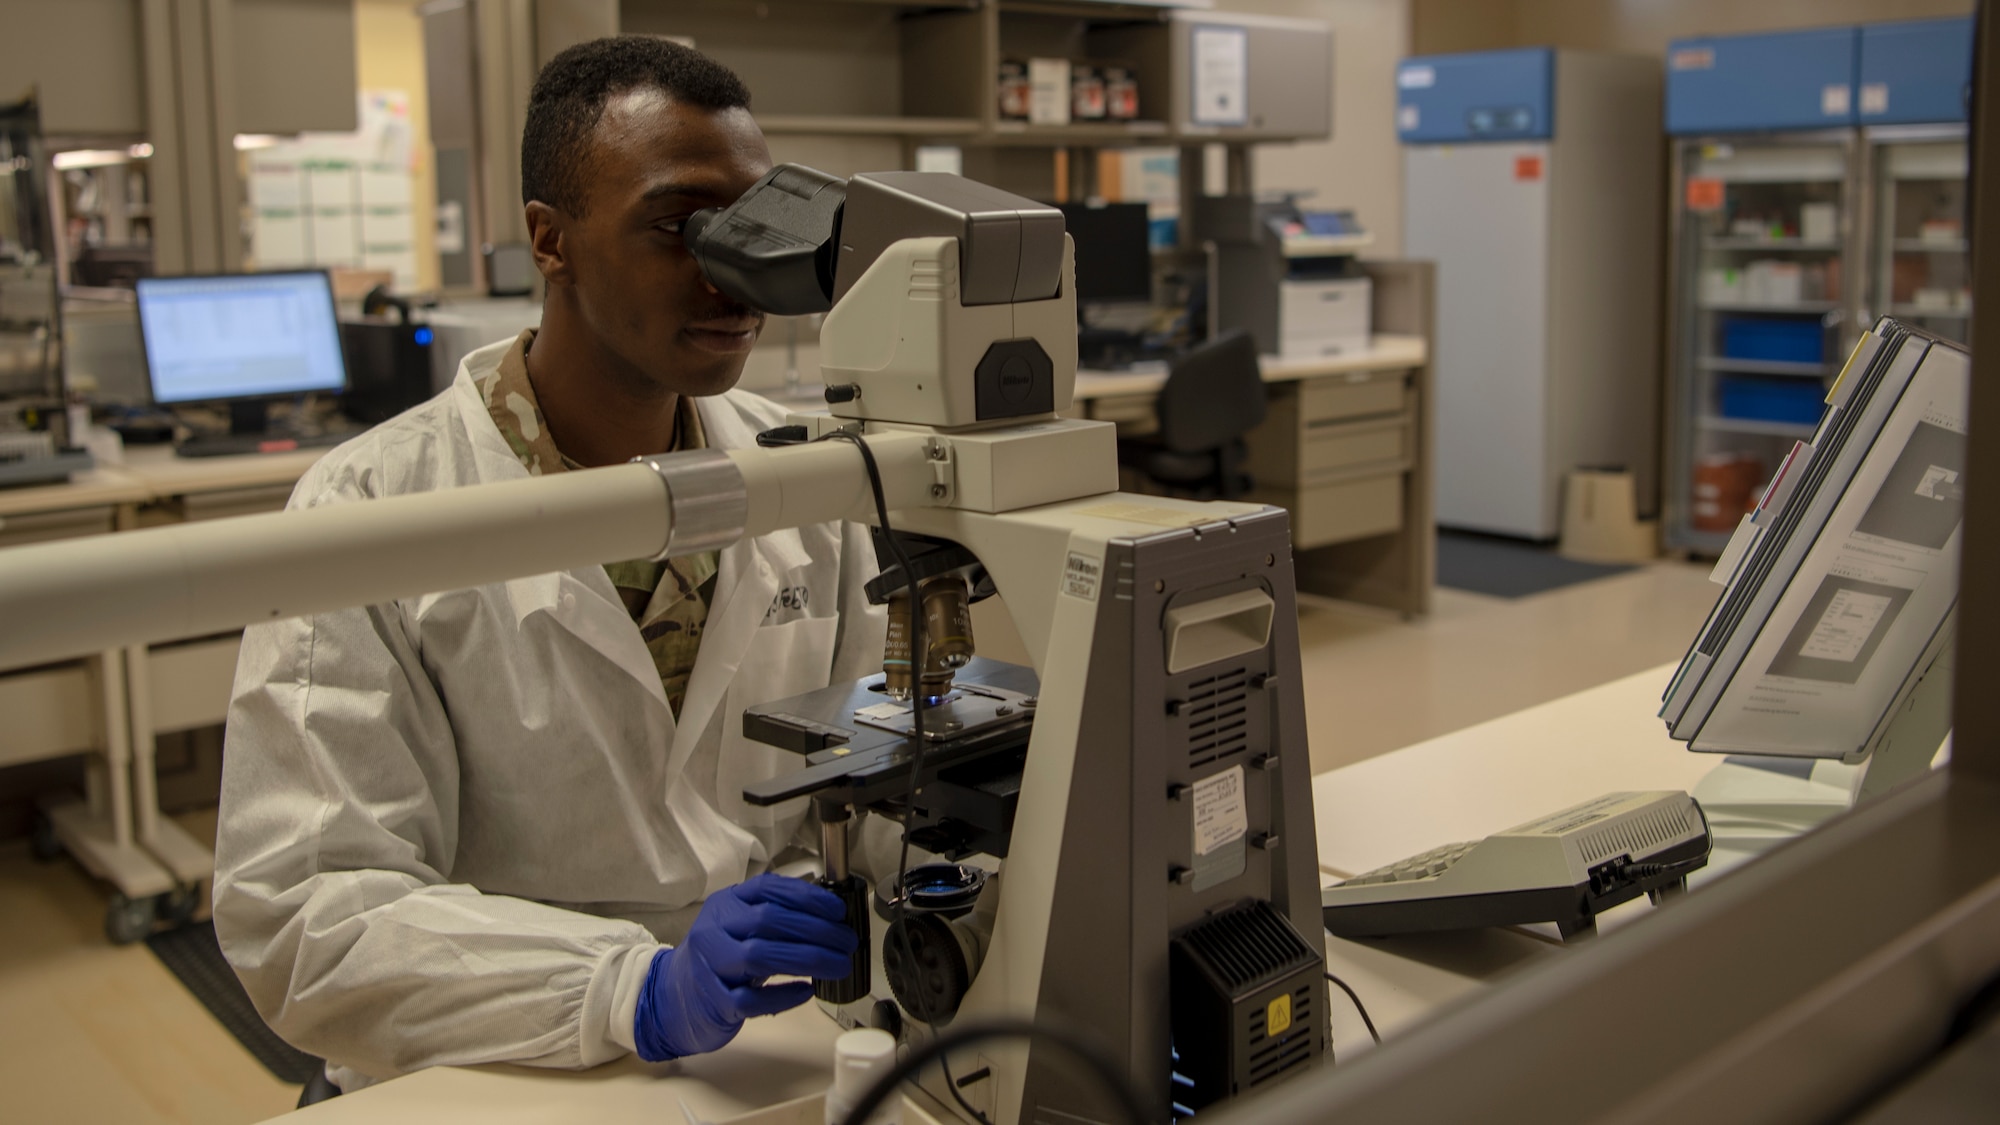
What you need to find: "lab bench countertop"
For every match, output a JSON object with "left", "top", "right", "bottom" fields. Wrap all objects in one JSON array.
[
  {"left": 0, "top": 466, "right": 153, "bottom": 518},
  {"left": 1071, "top": 333, "right": 1427, "bottom": 400},
  {"left": 270, "top": 661, "right": 1729, "bottom": 1122},
  {"left": 114, "top": 442, "right": 333, "bottom": 496},
  {"left": 0, "top": 441, "right": 334, "bottom": 521},
  {"left": 275, "top": 1009, "right": 947, "bottom": 1125},
  {"left": 737, "top": 333, "right": 1429, "bottom": 411}
]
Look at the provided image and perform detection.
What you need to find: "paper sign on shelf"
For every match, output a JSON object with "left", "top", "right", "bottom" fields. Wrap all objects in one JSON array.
[{"left": 1191, "top": 26, "right": 1249, "bottom": 127}]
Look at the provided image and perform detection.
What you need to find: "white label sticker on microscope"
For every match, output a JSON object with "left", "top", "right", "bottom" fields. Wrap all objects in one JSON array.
[
  {"left": 1192, "top": 766, "right": 1247, "bottom": 856},
  {"left": 1063, "top": 552, "right": 1102, "bottom": 601}
]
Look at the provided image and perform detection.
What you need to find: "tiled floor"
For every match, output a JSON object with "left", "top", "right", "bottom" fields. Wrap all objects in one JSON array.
[
  {"left": 1297, "top": 558, "right": 1723, "bottom": 774},
  {"left": 0, "top": 558, "right": 1722, "bottom": 1124},
  {"left": 0, "top": 810, "right": 296, "bottom": 1124}
]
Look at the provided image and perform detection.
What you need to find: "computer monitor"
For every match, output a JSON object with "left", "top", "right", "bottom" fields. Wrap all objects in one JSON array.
[
  {"left": 1058, "top": 202, "right": 1152, "bottom": 305},
  {"left": 136, "top": 270, "right": 347, "bottom": 435}
]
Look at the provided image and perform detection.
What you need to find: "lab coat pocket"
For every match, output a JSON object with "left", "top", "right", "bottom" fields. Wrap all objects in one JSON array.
[{"left": 716, "top": 614, "right": 840, "bottom": 831}]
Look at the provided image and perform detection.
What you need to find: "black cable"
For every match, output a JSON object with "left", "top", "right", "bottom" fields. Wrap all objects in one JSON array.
[
  {"left": 1324, "top": 971, "right": 1380, "bottom": 1045},
  {"left": 838, "top": 1016, "right": 1150, "bottom": 1125},
  {"left": 818, "top": 429, "right": 992, "bottom": 1124}
]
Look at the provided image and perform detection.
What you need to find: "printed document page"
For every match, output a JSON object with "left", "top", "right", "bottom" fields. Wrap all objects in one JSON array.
[{"left": 1694, "top": 343, "right": 1968, "bottom": 757}]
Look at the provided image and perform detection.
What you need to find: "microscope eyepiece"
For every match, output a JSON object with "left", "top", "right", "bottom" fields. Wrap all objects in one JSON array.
[{"left": 685, "top": 164, "right": 846, "bottom": 316}]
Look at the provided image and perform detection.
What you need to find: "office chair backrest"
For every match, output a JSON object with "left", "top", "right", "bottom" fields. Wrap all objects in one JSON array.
[{"left": 1157, "top": 330, "right": 1266, "bottom": 454}]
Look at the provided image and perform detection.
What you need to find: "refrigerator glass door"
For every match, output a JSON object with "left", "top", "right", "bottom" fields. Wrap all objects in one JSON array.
[
  {"left": 1868, "top": 136, "right": 1970, "bottom": 344},
  {"left": 1668, "top": 136, "right": 1855, "bottom": 554}
]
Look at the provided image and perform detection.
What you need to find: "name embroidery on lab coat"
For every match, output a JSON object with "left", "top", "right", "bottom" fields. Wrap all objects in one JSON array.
[{"left": 765, "top": 585, "right": 811, "bottom": 623}]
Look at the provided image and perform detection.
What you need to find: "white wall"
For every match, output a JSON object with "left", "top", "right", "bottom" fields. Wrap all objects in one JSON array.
[{"left": 1214, "top": 0, "right": 1410, "bottom": 258}]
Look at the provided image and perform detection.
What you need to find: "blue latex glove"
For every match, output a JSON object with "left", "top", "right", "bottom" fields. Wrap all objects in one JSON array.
[{"left": 634, "top": 873, "right": 859, "bottom": 1061}]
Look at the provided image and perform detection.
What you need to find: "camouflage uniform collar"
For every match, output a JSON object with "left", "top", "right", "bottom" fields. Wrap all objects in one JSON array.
[{"left": 479, "top": 328, "right": 707, "bottom": 476}]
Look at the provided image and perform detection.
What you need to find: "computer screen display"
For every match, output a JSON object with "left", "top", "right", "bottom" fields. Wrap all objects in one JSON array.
[
  {"left": 1058, "top": 202, "right": 1153, "bottom": 305},
  {"left": 136, "top": 271, "right": 347, "bottom": 404}
]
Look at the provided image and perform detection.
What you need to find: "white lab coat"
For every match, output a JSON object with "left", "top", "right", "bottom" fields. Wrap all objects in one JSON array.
[{"left": 213, "top": 337, "right": 887, "bottom": 1088}]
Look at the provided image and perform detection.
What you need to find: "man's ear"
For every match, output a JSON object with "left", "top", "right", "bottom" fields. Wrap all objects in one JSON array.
[{"left": 525, "top": 201, "right": 572, "bottom": 285}]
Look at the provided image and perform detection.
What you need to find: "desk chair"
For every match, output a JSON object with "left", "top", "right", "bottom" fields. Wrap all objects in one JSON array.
[{"left": 1116, "top": 329, "right": 1266, "bottom": 500}]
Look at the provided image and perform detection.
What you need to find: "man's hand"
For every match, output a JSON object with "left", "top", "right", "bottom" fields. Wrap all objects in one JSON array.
[{"left": 634, "top": 873, "right": 859, "bottom": 1060}]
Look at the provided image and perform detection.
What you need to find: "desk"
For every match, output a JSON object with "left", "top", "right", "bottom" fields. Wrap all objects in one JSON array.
[
  {"left": 118, "top": 443, "right": 324, "bottom": 521},
  {"left": 278, "top": 1011, "right": 951, "bottom": 1125},
  {"left": 263, "top": 664, "right": 1742, "bottom": 1121},
  {"left": 118, "top": 445, "right": 330, "bottom": 894},
  {"left": 2, "top": 462, "right": 163, "bottom": 917},
  {"left": 0, "top": 466, "right": 151, "bottom": 545},
  {"left": 1310, "top": 663, "right": 1723, "bottom": 1059},
  {"left": 1, "top": 443, "right": 328, "bottom": 929},
  {"left": 1071, "top": 261, "right": 1438, "bottom": 618},
  {"left": 1071, "top": 335, "right": 1429, "bottom": 403}
]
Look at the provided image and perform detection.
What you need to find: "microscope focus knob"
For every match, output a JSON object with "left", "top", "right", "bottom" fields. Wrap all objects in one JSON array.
[{"left": 883, "top": 913, "right": 975, "bottom": 1024}]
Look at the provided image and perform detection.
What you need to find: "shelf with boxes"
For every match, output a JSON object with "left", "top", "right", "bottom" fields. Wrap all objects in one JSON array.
[
  {"left": 1663, "top": 18, "right": 1975, "bottom": 554},
  {"left": 616, "top": 1, "right": 1327, "bottom": 153}
]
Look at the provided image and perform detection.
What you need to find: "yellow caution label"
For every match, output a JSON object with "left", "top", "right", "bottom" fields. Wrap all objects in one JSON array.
[{"left": 1265, "top": 993, "right": 1292, "bottom": 1037}]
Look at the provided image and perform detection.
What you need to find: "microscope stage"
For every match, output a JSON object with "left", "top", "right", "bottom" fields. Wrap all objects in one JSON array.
[
  {"left": 852, "top": 682, "right": 1037, "bottom": 742},
  {"left": 740, "top": 656, "right": 1039, "bottom": 810}
]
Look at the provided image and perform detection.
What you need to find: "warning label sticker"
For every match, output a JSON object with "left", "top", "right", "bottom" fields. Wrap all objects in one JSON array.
[{"left": 1192, "top": 766, "right": 1247, "bottom": 857}]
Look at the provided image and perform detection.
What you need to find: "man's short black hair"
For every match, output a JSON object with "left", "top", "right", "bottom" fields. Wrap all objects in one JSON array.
[{"left": 521, "top": 36, "right": 752, "bottom": 218}]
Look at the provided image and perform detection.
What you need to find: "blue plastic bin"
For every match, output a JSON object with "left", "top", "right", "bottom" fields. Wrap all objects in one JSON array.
[
  {"left": 1718, "top": 377, "right": 1825, "bottom": 425},
  {"left": 1720, "top": 317, "right": 1824, "bottom": 365}
]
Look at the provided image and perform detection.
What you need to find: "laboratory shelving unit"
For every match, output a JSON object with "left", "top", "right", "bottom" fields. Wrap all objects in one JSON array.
[
  {"left": 1867, "top": 130, "right": 1970, "bottom": 346},
  {"left": 1858, "top": 18, "right": 1976, "bottom": 347},
  {"left": 1661, "top": 17, "right": 1974, "bottom": 556}
]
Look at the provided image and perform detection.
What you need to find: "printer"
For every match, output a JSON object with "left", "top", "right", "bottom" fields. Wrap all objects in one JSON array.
[{"left": 1193, "top": 195, "right": 1372, "bottom": 360}]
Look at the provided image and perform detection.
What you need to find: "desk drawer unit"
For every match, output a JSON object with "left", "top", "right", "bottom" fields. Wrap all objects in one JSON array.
[
  {"left": 1298, "top": 371, "right": 1408, "bottom": 423},
  {"left": 1087, "top": 392, "right": 1161, "bottom": 436},
  {"left": 1251, "top": 473, "right": 1404, "bottom": 548},
  {"left": 1297, "top": 416, "right": 1411, "bottom": 480},
  {"left": 147, "top": 635, "right": 244, "bottom": 733},
  {"left": 1243, "top": 368, "right": 1415, "bottom": 549},
  {"left": 182, "top": 485, "right": 298, "bottom": 522},
  {"left": 1246, "top": 372, "right": 1413, "bottom": 482},
  {"left": 0, "top": 663, "right": 100, "bottom": 768},
  {"left": 0, "top": 506, "right": 116, "bottom": 549}
]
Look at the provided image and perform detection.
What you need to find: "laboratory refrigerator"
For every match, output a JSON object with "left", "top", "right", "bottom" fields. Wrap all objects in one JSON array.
[
  {"left": 1397, "top": 48, "right": 1663, "bottom": 540},
  {"left": 1661, "top": 17, "right": 1973, "bottom": 555}
]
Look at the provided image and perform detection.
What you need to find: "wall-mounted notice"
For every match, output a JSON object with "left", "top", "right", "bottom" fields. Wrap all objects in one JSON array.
[
  {"left": 248, "top": 90, "right": 419, "bottom": 289},
  {"left": 1191, "top": 26, "right": 1248, "bottom": 127}
]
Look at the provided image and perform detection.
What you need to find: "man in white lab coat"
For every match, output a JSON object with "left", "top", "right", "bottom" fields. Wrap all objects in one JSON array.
[{"left": 214, "top": 38, "right": 885, "bottom": 1092}]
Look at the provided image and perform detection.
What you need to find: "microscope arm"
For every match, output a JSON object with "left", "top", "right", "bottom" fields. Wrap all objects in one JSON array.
[{"left": 0, "top": 431, "right": 935, "bottom": 673}]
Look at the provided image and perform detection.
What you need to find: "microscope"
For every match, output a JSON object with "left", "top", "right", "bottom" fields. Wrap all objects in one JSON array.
[
  {"left": 685, "top": 167, "right": 1330, "bottom": 1123},
  {"left": 0, "top": 166, "right": 1328, "bottom": 1125}
]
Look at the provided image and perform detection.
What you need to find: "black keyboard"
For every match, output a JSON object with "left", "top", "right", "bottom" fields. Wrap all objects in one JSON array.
[{"left": 175, "top": 431, "right": 351, "bottom": 458}]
